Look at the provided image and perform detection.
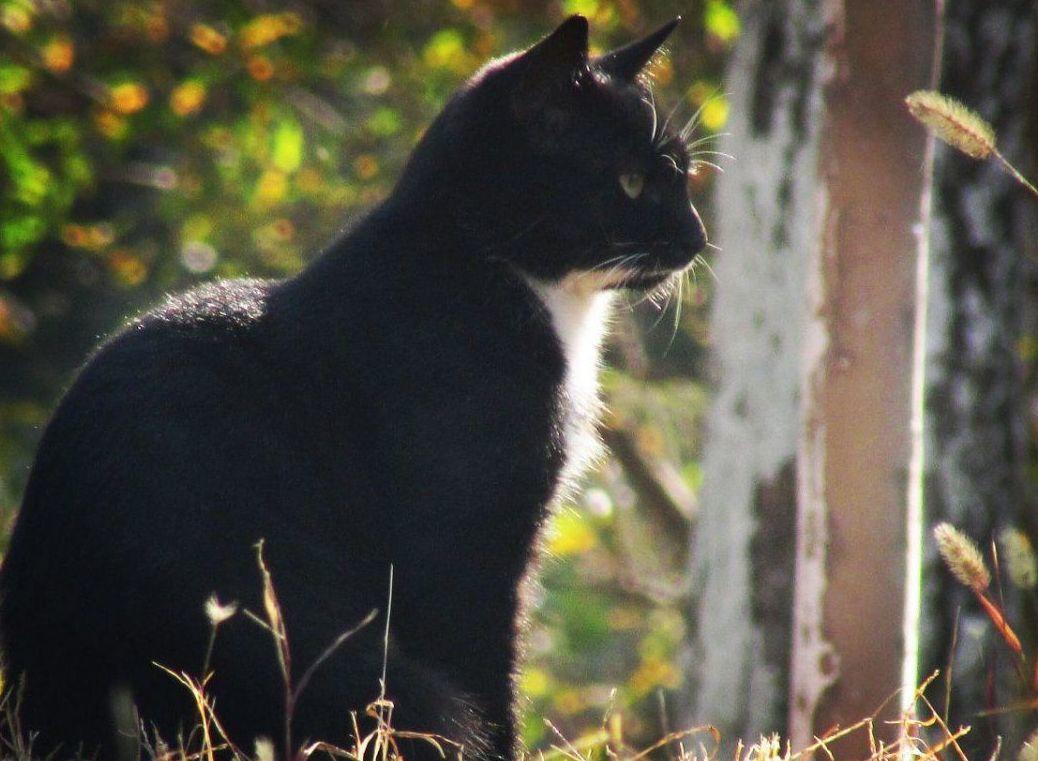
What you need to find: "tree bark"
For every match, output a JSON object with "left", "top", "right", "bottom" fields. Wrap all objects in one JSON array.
[
  {"left": 922, "top": 2, "right": 1038, "bottom": 756},
  {"left": 686, "top": 0, "right": 827, "bottom": 743}
]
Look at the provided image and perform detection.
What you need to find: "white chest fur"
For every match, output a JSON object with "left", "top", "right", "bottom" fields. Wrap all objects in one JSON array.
[{"left": 525, "top": 274, "right": 615, "bottom": 496}]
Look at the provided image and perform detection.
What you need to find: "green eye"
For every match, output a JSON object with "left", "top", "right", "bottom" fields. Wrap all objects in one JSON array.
[{"left": 619, "top": 172, "right": 644, "bottom": 199}]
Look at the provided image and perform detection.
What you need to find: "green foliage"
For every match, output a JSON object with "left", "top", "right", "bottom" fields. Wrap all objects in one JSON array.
[{"left": 0, "top": 0, "right": 736, "bottom": 748}]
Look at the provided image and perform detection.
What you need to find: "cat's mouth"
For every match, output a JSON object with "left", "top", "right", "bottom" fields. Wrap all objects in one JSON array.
[
  {"left": 607, "top": 270, "right": 672, "bottom": 291},
  {"left": 566, "top": 242, "right": 698, "bottom": 293},
  {"left": 602, "top": 247, "right": 698, "bottom": 291}
]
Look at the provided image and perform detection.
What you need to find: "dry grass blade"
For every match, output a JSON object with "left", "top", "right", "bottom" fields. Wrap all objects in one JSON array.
[
  {"left": 254, "top": 540, "right": 291, "bottom": 686},
  {"left": 0, "top": 668, "right": 989, "bottom": 761},
  {"left": 972, "top": 591, "right": 1023, "bottom": 655},
  {"left": 153, "top": 665, "right": 246, "bottom": 761},
  {"left": 733, "top": 671, "right": 973, "bottom": 761},
  {"left": 294, "top": 609, "right": 379, "bottom": 709},
  {"left": 539, "top": 719, "right": 608, "bottom": 761},
  {"left": 626, "top": 725, "right": 720, "bottom": 761},
  {"left": 299, "top": 739, "right": 362, "bottom": 760}
]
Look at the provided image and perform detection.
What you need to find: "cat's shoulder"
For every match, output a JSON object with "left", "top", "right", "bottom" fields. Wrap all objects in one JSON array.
[
  {"left": 66, "top": 278, "right": 280, "bottom": 404},
  {"left": 135, "top": 277, "right": 276, "bottom": 335}
]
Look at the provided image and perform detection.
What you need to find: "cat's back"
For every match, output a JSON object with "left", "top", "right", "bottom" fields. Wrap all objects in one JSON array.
[
  {"left": 0, "top": 276, "right": 324, "bottom": 602},
  {"left": 22, "top": 278, "right": 281, "bottom": 475}
]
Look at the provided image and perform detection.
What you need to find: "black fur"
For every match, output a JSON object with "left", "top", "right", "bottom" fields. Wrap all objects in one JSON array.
[{"left": 0, "top": 16, "right": 705, "bottom": 760}]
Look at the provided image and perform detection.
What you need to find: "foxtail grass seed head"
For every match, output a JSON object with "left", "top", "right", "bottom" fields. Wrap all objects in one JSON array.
[
  {"left": 204, "top": 594, "right": 239, "bottom": 625},
  {"left": 934, "top": 522, "right": 991, "bottom": 591},
  {"left": 905, "top": 90, "right": 996, "bottom": 160},
  {"left": 998, "top": 527, "right": 1038, "bottom": 590}
]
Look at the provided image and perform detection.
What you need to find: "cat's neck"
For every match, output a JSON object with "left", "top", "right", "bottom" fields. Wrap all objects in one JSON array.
[
  {"left": 523, "top": 273, "right": 615, "bottom": 491},
  {"left": 523, "top": 274, "right": 614, "bottom": 379}
]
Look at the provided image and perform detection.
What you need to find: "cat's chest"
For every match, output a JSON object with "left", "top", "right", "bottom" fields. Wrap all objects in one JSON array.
[{"left": 524, "top": 275, "right": 614, "bottom": 491}]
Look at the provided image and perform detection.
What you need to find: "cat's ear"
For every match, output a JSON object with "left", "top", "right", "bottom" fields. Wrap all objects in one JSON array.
[
  {"left": 511, "top": 15, "right": 590, "bottom": 129},
  {"left": 596, "top": 17, "right": 680, "bottom": 82},
  {"left": 519, "top": 15, "right": 590, "bottom": 82}
]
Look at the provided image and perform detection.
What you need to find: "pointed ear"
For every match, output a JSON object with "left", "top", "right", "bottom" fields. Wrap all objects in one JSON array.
[
  {"left": 520, "top": 15, "right": 590, "bottom": 77},
  {"left": 596, "top": 17, "right": 681, "bottom": 81}
]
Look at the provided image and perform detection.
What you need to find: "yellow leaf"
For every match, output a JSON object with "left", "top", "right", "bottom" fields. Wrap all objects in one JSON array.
[
  {"left": 701, "top": 97, "right": 729, "bottom": 131},
  {"left": 42, "top": 36, "right": 74, "bottom": 74},
  {"left": 239, "top": 12, "right": 303, "bottom": 50},
  {"left": 704, "top": 0, "right": 740, "bottom": 45},
  {"left": 519, "top": 668, "right": 551, "bottom": 697},
  {"left": 93, "top": 109, "right": 128, "bottom": 139},
  {"left": 548, "top": 511, "right": 597, "bottom": 556},
  {"left": 190, "top": 23, "right": 227, "bottom": 54},
  {"left": 170, "top": 80, "right": 206, "bottom": 117},
  {"left": 108, "top": 83, "right": 149, "bottom": 115},
  {"left": 272, "top": 120, "right": 303, "bottom": 173},
  {"left": 254, "top": 169, "right": 287, "bottom": 205},
  {"left": 0, "top": 4, "right": 32, "bottom": 34}
]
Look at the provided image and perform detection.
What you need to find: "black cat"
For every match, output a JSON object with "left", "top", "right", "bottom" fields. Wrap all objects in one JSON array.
[{"left": 0, "top": 15, "right": 705, "bottom": 760}]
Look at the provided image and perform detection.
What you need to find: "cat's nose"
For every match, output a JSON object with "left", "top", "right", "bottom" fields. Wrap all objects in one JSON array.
[{"left": 676, "top": 201, "right": 707, "bottom": 258}]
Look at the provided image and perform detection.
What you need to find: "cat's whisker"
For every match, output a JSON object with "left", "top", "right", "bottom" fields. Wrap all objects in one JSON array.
[
  {"left": 689, "top": 150, "right": 736, "bottom": 161},
  {"left": 694, "top": 253, "right": 719, "bottom": 284},
  {"left": 679, "top": 97, "right": 712, "bottom": 142},
  {"left": 689, "top": 159, "right": 725, "bottom": 175},
  {"left": 589, "top": 253, "right": 636, "bottom": 272},
  {"left": 680, "top": 90, "right": 730, "bottom": 143},
  {"left": 573, "top": 252, "right": 645, "bottom": 291},
  {"left": 664, "top": 271, "right": 686, "bottom": 355},
  {"left": 651, "top": 285, "right": 672, "bottom": 311},
  {"left": 642, "top": 87, "right": 660, "bottom": 145},
  {"left": 630, "top": 274, "right": 669, "bottom": 308},
  {"left": 590, "top": 252, "right": 645, "bottom": 277},
  {"left": 685, "top": 132, "right": 730, "bottom": 149},
  {"left": 658, "top": 97, "right": 685, "bottom": 146},
  {"left": 649, "top": 277, "right": 676, "bottom": 329},
  {"left": 602, "top": 253, "right": 648, "bottom": 287},
  {"left": 661, "top": 154, "right": 682, "bottom": 176}
]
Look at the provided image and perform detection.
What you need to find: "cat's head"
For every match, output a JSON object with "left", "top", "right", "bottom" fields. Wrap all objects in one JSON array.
[{"left": 400, "top": 15, "right": 707, "bottom": 291}]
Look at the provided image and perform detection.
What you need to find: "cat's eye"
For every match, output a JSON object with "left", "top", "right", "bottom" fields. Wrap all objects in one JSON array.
[{"left": 619, "top": 172, "right": 644, "bottom": 200}]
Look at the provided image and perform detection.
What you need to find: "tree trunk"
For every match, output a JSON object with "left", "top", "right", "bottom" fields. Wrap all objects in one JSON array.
[
  {"left": 922, "top": 1, "right": 1038, "bottom": 756},
  {"left": 688, "top": 1, "right": 938, "bottom": 753},
  {"left": 686, "top": 0, "right": 828, "bottom": 743}
]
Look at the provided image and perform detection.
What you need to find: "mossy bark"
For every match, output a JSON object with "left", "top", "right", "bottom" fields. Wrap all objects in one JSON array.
[{"left": 922, "top": 1, "right": 1038, "bottom": 756}]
